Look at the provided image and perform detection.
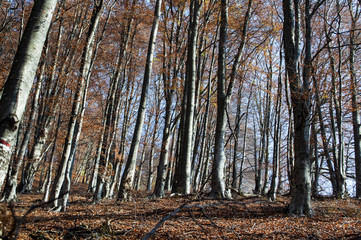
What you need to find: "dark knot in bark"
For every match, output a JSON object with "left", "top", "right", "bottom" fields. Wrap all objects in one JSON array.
[{"left": 0, "top": 114, "right": 19, "bottom": 131}]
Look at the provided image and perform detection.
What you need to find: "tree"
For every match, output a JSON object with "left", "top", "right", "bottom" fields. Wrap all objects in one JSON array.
[
  {"left": 210, "top": 0, "right": 230, "bottom": 199},
  {"left": 172, "top": 0, "right": 202, "bottom": 195},
  {"left": 50, "top": 0, "right": 104, "bottom": 211},
  {"left": 283, "top": 0, "right": 312, "bottom": 215},
  {"left": 348, "top": 0, "right": 361, "bottom": 199},
  {"left": 211, "top": 0, "right": 252, "bottom": 199},
  {"left": 268, "top": 47, "right": 283, "bottom": 201},
  {"left": 117, "top": 0, "right": 163, "bottom": 201},
  {"left": 0, "top": 0, "right": 57, "bottom": 190}
]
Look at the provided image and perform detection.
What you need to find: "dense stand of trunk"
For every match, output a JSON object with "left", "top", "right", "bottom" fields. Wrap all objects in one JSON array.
[
  {"left": 172, "top": 0, "right": 202, "bottom": 195},
  {"left": 50, "top": 0, "right": 103, "bottom": 211}
]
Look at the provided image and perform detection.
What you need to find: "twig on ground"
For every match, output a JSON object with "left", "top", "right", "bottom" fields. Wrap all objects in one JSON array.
[
  {"left": 3, "top": 192, "right": 68, "bottom": 240},
  {"left": 199, "top": 207, "right": 227, "bottom": 240},
  {"left": 187, "top": 208, "right": 209, "bottom": 233},
  {"left": 142, "top": 197, "right": 254, "bottom": 240}
]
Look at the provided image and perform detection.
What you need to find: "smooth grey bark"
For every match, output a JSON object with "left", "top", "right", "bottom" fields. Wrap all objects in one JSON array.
[
  {"left": 310, "top": 120, "right": 320, "bottom": 197},
  {"left": 50, "top": 0, "right": 103, "bottom": 211},
  {"left": 172, "top": 0, "right": 202, "bottom": 195},
  {"left": 19, "top": 9, "right": 80, "bottom": 193},
  {"left": 147, "top": 93, "right": 161, "bottom": 192},
  {"left": 43, "top": 112, "right": 61, "bottom": 202},
  {"left": 1, "top": 38, "right": 47, "bottom": 201},
  {"left": 191, "top": 4, "right": 215, "bottom": 186},
  {"left": 112, "top": 77, "right": 134, "bottom": 193},
  {"left": 70, "top": 4, "right": 114, "bottom": 199},
  {"left": 283, "top": 0, "right": 315, "bottom": 216},
  {"left": 165, "top": 130, "right": 177, "bottom": 192},
  {"left": 117, "top": 0, "right": 162, "bottom": 201},
  {"left": 230, "top": 0, "right": 252, "bottom": 191},
  {"left": 108, "top": 72, "right": 136, "bottom": 198},
  {"left": 152, "top": 96, "right": 171, "bottom": 197},
  {"left": 153, "top": 3, "right": 187, "bottom": 198},
  {"left": 193, "top": 21, "right": 218, "bottom": 192},
  {"left": 232, "top": 87, "right": 242, "bottom": 190},
  {"left": 134, "top": 138, "right": 148, "bottom": 191},
  {"left": 210, "top": 0, "right": 230, "bottom": 199},
  {"left": 152, "top": 35, "right": 173, "bottom": 198},
  {"left": 325, "top": 0, "right": 345, "bottom": 199},
  {"left": 255, "top": 79, "right": 271, "bottom": 195},
  {"left": 20, "top": 124, "right": 51, "bottom": 192},
  {"left": 314, "top": 76, "right": 337, "bottom": 195},
  {"left": 348, "top": 2, "right": 361, "bottom": 198},
  {"left": 93, "top": 1, "right": 134, "bottom": 202},
  {"left": 88, "top": 139, "right": 102, "bottom": 193},
  {"left": 261, "top": 73, "right": 272, "bottom": 196},
  {"left": 18, "top": 20, "right": 64, "bottom": 193},
  {"left": 268, "top": 50, "right": 283, "bottom": 201},
  {"left": 199, "top": 117, "right": 215, "bottom": 192},
  {"left": 134, "top": 113, "right": 152, "bottom": 191},
  {"left": 19, "top": 4, "right": 88, "bottom": 192},
  {"left": 238, "top": 86, "right": 253, "bottom": 193},
  {"left": 0, "top": 0, "right": 57, "bottom": 189}
]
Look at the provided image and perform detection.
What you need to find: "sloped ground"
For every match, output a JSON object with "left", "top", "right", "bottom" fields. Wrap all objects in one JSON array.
[{"left": 1, "top": 186, "right": 360, "bottom": 239}]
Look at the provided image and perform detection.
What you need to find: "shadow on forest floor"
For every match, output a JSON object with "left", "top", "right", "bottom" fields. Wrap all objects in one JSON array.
[{"left": 1, "top": 185, "right": 360, "bottom": 239}]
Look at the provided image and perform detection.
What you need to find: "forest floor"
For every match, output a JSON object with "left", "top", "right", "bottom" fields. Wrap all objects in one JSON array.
[{"left": 1, "top": 184, "right": 361, "bottom": 239}]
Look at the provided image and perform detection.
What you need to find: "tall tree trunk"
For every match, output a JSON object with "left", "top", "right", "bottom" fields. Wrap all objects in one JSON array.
[
  {"left": 93, "top": 0, "right": 134, "bottom": 202},
  {"left": 117, "top": 0, "right": 162, "bottom": 201},
  {"left": 231, "top": 0, "right": 252, "bottom": 192},
  {"left": 1, "top": 37, "right": 48, "bottom": 201},
  {"left": 333, "top": 0, "right": 346, "bottom": 199},
  {"left": 50, "top": 0, "right": 103, "bottom": 211},
  {"left": 268, "top": 50, "right": 283, "bottom": 201},
  {"left": 239, "top": 86, "right": 253, "bottom": 193},
  {"left": 211, "top": 0, "right": 251, "bottom": 199},
  {"left": 283, "top": 0, "right": 312, "bottom": 216},
  {"left": 18, "top": 6, "right": 84, "bottom": 192},
  {"left": 193, "top": 23, "right": 218, "bottom": 192},
  {"left": 43, "top": 112, "right": 62, "bottom": 202},
  {"left": 210, "top": 0, "right": 230, "bottom": 199},
  {"left": 147, "top": 91, "right": 161, "bottom": 192},
  {"left": 0, "top": 0, "right": 57, "bottom": 189},
  {"left": 153, "top": 35, "right": 174, "bottom": 198},
  {"left": 314, "top": 76, "right": 337, "bottom": 195},
  {"left": 310, "top": 119, "right": 320, "bottom": 197},
  {"left": 348, "top": 2, "right": 361, "bottom": 198},
  {"left": 261, "top": 71, "right": 272, "bottom": 196},
  {"left": 172, "top": 0, "right": 202, "bottom": 195}
]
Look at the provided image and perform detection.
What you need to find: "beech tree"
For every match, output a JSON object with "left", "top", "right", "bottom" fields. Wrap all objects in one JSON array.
[
  {"left": 282, "top": 0, "right": 311, "bottom": 215},
  {"left": 50, "top": 0, "right": 104, "bottom": 211},
  {"left": 172, "top": 0, "right": 202, "bottom": 195},
  {"left": 210, "top": 0, "right": 230, "bottom": 199},
  {"left": 117, "top": 0, "right": 162, "bottom": 201},
  {"left": 283, "top": 0, "right": 326, "bottom": 215},
  {"left": 0, "top": 0, "right": 57, "bottom": 190},
  {"left": 348, "top": 0, "right": 361, "bottom": 198}
]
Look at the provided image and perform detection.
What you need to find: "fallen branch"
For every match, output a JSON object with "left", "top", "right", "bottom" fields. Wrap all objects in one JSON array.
[
  {"left": 142, "top": 197, "right": 258, "bottom": 240},
  {"left": 3, "top": 192, "right": 68, "bottom": 240},
  {"left": 142, "top": 201, "right": 192, "bottom": 240}
]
